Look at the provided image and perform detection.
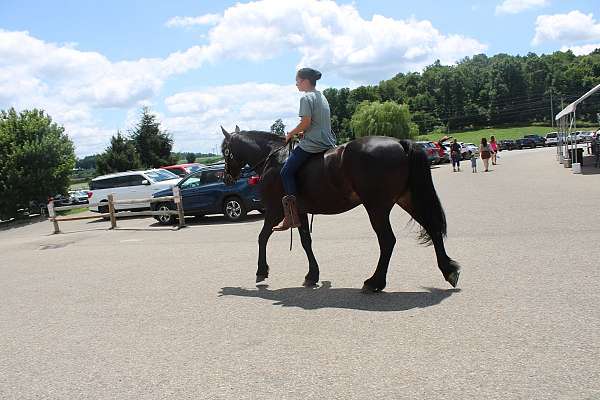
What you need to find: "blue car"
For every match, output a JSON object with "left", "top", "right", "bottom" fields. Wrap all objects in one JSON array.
[{"left": 151, "top": 165, "right": 262, "bottom": 224}]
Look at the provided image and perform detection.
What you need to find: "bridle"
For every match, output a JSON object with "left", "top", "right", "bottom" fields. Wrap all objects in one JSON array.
[{"left": 223, "top": 140, "right": 290, "bottom": 184}]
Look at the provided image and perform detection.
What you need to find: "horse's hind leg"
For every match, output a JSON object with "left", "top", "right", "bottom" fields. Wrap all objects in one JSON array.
[
  {"left": 397, "top": 193, "right": 460, "bottom": 287},
  {"left": 298, "top": 213, "right": 319, "bottom": 287},
  {"left": 256, "top": 210, "right": 283, "bottom": 283},
  {"left": 362, "top": 204, "right": 396, "bottom": 292}
]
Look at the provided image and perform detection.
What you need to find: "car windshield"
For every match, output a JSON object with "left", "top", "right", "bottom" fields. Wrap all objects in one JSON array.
[
  {"left": 185, "top": 165, "right": 203, "bottom": 173},
  {"left": 546, "top": 133, "right": 557, "bottom": 138},
  {"left": 145, "top": 169, "right": 179, "bottom": 182}
]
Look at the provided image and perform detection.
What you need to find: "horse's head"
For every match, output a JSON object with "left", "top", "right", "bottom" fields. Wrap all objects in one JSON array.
[{"left": 221, "top": 125, "right": 244, "bottom": 185}]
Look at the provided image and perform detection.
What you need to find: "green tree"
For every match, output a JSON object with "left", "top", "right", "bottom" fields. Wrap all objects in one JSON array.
[
  {"left": 130, "top": 107, "right": 174, "bottom": 168},
  {"left": 185, "top": 152, "right": 196, "bottom": 163},
  {"left": 0, "top": 108, "right": 75, "bottom": 219},
  {"left": 270, "top": 118, "right": 286, "bottom": 135},
  {"left": 95, "top": 132, "right": 141, "bottom": 175},
  {"left": 350, "top": 101, "right": 413, "bottom": 139},
  {"left": 76, "top": 154, "right": 98, "bottom": 170}
]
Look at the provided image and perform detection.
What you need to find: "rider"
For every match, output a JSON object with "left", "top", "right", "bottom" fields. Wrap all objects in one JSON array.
[{"left": 273, "top": 68, "right": 337, "bottom": 231}]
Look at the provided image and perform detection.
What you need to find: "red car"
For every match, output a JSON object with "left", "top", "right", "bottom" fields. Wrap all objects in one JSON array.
[
  {"left": 161, "top": 163, "right": 206, "bottom": 177},
  {"left": 431, "top": 141, "right": 450, "bottom": 163}
]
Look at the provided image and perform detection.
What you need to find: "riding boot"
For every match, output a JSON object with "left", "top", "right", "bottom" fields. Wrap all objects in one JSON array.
[{"left": 273, "top": 195, "right": 301, "bottom": 231}]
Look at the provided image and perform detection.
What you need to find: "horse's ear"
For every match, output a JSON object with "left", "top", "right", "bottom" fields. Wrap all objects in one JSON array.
[
  {"left": 235, "top": 125, "right": 240, "bottom": 134},
  {"left": 221, "top": 126, "right": 231, "bottom": 139}
]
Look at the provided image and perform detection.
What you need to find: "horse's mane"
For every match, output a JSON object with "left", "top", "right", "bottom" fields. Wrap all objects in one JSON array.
[{"left": 240, "top": 130, "right": 286, "bottom": 145}]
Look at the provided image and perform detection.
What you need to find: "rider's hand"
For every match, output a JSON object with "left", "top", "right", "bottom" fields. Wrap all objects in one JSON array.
[{"left": 285, "top": 133, "right": 294, "bottom": 143}]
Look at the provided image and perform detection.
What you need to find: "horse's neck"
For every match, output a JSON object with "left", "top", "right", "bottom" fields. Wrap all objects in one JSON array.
[{"left": 238, "top": 133, "right": 285, "bottom": 168}]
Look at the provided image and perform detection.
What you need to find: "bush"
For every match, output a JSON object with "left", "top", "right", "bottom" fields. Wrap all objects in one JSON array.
[{"left": 350, "top": 101, "right": 414, "bottom": 139}]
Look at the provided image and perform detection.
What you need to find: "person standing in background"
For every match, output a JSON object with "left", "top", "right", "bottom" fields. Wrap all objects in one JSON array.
[
  {"left": 451, "top": 139, "right": 461, "bottom": 172},
  {"left": 490, "top": 136, "right": 498, "bottom": 165},
  {"left": 480, "top": 137, "right": 492, "bottom": 172}
]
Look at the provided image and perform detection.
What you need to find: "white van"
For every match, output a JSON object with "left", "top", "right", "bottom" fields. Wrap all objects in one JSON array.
[{"left": 88, "top": 169, "right": 181, "bottom": 213}]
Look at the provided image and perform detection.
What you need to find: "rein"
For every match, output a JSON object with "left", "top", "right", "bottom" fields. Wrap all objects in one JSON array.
[
  {"left": 252, "top": 142, "right": 290, "bottom": 177},
  {"left": 224, "top": 138, "right": 315, "bottom": 251}
]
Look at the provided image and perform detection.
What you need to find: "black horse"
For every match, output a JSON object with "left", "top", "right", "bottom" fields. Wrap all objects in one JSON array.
[{"left": 221, "top": 126, "right": 460, "bottom": 292}]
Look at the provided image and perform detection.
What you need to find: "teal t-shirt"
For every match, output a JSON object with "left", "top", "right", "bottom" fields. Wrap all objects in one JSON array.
[{"left": 298, "top": 90, "right": 336, "bottom": 153}]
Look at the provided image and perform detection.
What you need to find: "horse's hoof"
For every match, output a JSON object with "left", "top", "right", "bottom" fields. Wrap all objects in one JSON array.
[
  {"left": 361, "top": 283, "right": 383, "bottom": 293},
  {"left": 446, "top": 271, "right": 460, "bottom": 288},
  {"left": 303, "top": 279, "right": 318, "bottom": 287},
  {"left": 256, "top": 274, "right": 268, "bottom": 283}
]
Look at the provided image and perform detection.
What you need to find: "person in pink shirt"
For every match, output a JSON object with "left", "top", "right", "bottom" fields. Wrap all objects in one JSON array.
[{"left": 490, "top": 135, "right": 498, "bottom": 165}]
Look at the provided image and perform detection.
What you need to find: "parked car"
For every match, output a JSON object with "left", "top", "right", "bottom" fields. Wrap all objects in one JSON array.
[
  {"left": 515, "top": 138, "right": 536, "bottom": 149},
  {"left": 416, "top": 141, "right": 441, "bottom": 165},
  {"left": 68, "top": 190, "right": 90, "bottom": 204},
  {"left": 499, "top": 139, "right": 517, "bottom": 150},
  {"left": 577, "top": 131, "right": 595, "bottom": 143},
  {"left": 160, "top": 163, "right": 206, "bottom": 177},
  {"left": 545, "top": 132, "right": 558, "bottom": 146},
  {"left": 463, "top": 143, "right": 479, "bottom": 159},
  {"left": 151, "top": 165, "right": 263, "bottom": 224},
  {"left": 88, "top": 169, "right": 181, "bottom": 213},
  {"left": 561, "top": 134, "right": 578, "bottom": 144},
  {"left": 52, "top": 194, "right": 72, "bottom": 206},
  {"left": 524, "top": 134, "right": 546, "bottom": 147},
  {"left": 431, "top": 141, "right": 450, "bottom": 163}
]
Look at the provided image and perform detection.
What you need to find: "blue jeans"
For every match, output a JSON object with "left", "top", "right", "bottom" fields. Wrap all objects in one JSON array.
[{"left": 281, "top": 146, "right": 312, "bottom": 195}]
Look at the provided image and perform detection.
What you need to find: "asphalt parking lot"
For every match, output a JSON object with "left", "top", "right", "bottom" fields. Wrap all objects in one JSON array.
[{"left": 1, "top": 146, "right": 599, "bottom": 399}]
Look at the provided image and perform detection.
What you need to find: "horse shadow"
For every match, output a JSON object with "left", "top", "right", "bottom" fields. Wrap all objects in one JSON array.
[{"left": 219, "top": 281, "right": 460, "bottom": 312}]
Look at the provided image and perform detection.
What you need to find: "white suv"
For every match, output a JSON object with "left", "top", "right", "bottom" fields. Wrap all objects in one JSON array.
[
  {"left": 545, "top": 132, "right": 558, "bottom": 146},
  {"left": 88, "top": 169, "right": 181, "bottom": 213}
]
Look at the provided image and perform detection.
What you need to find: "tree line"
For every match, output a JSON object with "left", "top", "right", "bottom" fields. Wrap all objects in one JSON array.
[
  {"left": 95, "top": 107, "right": 174, "bottom": 175},
  {"left": 324, "top": 49, "right": 600, "bottom": 141}
]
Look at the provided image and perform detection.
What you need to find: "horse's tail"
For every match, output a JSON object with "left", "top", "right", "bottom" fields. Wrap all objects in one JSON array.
[{"left": 400, "top": 140, "right": 447, "bottom": 245}]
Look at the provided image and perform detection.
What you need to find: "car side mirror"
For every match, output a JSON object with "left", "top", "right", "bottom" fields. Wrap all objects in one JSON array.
[{"left": 142, "top": 180, "right": 150, "bottom": 185}]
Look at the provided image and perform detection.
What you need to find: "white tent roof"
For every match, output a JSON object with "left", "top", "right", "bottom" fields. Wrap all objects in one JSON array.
[{"left": 555, "top": 83, "right": 600, "bottom": 120}]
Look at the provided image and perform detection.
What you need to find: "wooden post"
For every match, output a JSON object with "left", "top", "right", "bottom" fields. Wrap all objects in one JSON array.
[
  {"left": 173, "top": 186, "right": 185, "bottom": 229},
  {"left": 107, "top": 194, "right": 117, "bottom": 229},
  {"left": 48, "top": 199, "right": 60, "bottom": 234}
]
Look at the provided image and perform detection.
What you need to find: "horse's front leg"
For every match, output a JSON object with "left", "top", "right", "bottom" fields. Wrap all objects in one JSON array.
[
  {"left": 256, "top": 210, "right": 282, "bottom": 283},
  {"left": 298, "top": 213, "right": 320, "bottom": 286}
]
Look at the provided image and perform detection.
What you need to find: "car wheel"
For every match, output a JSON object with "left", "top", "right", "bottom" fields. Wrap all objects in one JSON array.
[
  {"left": 156, "top": 203, "right": 176, "bottom": 225},
  {"left": 223, "top": 197, "right": 246, "bottom": 222},
  {"left": 98, "top": 202, "right": 109, "bottom": 214}
]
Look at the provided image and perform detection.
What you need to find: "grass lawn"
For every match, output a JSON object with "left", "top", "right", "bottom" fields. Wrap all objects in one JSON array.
[
  {"left": 56, "top": 207, "right": 89, "bottom": 216},
  {"left": 415, "top": 126, "right": 557, "bottom": 144},
  {"left": 197, "top": 156, "right": 224, "bottom": 164},
  {"left": 69, "top": 182, "right": 90, "bottom": 190}
]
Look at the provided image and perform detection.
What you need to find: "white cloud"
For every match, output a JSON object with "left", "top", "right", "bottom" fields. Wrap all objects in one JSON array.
[
  {"left": 171, "top": 0, "right": 487, "bottom": 81},
  {"left": 560, "top": 43, "right": 600, "bottom": 56},
  {"left": 0, "top": 1, "right": 488, "bottom": 155},
  {"left": 0, "top": 29, "right": 215, "bottom": 108},
  {"left": 163, "top": 83, "right": 301, "bottom": 152},
  {"left": 165, "top": 14, "right": 222, "bottom": 28},
  {"left": 495, "top": 0, "right": 548, "bottom": 15},
  {"left": 532, "top": 10, "right": 600, "bottom": 45}
]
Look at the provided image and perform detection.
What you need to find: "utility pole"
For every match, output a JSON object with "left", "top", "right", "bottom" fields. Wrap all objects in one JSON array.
[{"left": 550, "top": 88, "right": 554, "bottom": 127}]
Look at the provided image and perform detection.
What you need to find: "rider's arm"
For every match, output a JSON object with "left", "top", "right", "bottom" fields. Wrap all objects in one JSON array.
[{"left": 286, "top": 116, "right": 311, "bottom": 142}]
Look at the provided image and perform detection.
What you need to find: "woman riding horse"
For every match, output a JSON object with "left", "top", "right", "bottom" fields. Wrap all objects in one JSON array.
[{"left": 274, "top": 67, "right": 337, "bottom": 231}]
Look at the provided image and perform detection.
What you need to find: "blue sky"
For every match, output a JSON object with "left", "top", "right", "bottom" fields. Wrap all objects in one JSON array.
[{"left": 1, "top": 0, "right": 599, "bottom": 156}]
